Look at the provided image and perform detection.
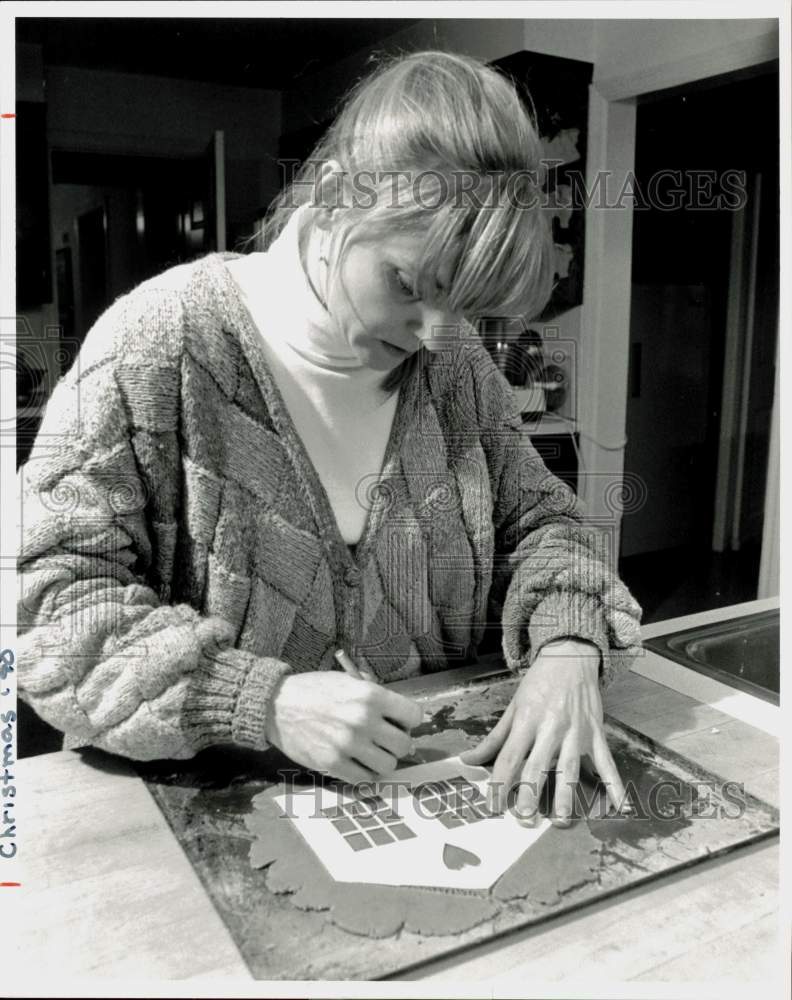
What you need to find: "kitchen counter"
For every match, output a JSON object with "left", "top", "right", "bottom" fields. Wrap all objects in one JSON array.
[{"left": 8, "top": 599, "right": 780, "bottom": 989}]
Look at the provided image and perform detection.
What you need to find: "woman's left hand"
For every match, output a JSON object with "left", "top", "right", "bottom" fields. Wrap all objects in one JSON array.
[{"left": 460, "top": 638, "right": 631, "bottom": 827}]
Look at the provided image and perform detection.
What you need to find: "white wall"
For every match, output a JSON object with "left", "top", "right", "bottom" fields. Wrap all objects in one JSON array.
[{"left": 593, "top": 18, "right": 777, "bottom": 88}]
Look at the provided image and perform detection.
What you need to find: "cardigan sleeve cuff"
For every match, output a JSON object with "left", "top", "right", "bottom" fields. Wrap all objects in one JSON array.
[
  {"left": 181, "top": 645, "right": 295, "bottom": 753},
  {"left": 503, "top": 591, "right": 616, "bottom": 685},
  {"left": 529, "top": 591, "right": 606, "bottom": 663}
]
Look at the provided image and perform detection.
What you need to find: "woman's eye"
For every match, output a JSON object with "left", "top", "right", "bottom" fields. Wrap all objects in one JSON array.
[{"left": 393, "top": 269, "right": 416, "bottom": 297}]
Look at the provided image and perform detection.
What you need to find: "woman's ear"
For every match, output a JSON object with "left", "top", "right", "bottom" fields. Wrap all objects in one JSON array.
[{"left": 313, "top": 159, "right": 347, "bottom": 226}]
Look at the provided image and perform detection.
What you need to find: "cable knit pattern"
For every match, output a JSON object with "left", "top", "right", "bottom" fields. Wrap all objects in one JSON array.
[{"left": 16, "top": 250, "right": 643, "bottom": 762}]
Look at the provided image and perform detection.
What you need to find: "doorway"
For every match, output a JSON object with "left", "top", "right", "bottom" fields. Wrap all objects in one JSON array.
[
  {"left": 618, "top": 66, "right": 779, "bottom": 623},
  {"left": 50, "top": 146, "right": 223, "bottom": 360}
]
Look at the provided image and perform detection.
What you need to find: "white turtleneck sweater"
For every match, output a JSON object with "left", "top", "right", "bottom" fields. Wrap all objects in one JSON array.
[{"left": 224, "top": 205, "right": 399, "bottom": 547}]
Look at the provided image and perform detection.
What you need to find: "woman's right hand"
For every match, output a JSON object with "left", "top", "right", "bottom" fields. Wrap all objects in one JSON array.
[{"left": 264, "top": 672, "right": 424, "bottom": 783}]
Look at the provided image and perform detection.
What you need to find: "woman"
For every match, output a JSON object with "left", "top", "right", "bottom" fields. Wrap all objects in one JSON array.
[{"left": 16, "top": 50, "right": 643, "bottom": 828}]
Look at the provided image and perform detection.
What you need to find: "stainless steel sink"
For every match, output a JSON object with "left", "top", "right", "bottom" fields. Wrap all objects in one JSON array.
[{"left": 643, "top": 609, "right": 779, "bottom": 705}]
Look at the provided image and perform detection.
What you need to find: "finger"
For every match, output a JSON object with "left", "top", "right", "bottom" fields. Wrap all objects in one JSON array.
[
  {"left": 514, "top": 724, "right": 560, "bottom": 826},
  {"left": 372, "top": 719, "right": 413, "bottom": 760},
  {"left": 336, "top": 758, "right": 378, "bottom": 787},
  {"left": 353, "top": 741, "right": 399, "bottom": 778},
  {"left": 460, "top": 701, "right": 516, "bottom": 766},
  {"left": 375, "top": 688, "right": 424, "bottom": 732},
  {"left": 591, "top": 728, "right": 632, "bottom": 814},
  {"left": 552, "top": 733, "right": 581, "bottom": 827},
  {"left": 489, "top": 710, "right": 538, "bottom": 815}
]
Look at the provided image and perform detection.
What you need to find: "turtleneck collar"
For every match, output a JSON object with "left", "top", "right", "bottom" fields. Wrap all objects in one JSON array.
[{"left": 258, "top": 202, "right": 366, "bottom": 372}]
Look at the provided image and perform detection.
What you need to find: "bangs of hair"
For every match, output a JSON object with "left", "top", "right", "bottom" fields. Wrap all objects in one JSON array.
[
  {"left": 414, "top": 185, "right": 557, "bottom": 329},
  {"left": 325, "top": 170, "right": 557, "bottom": 331},
  {"left": 353, "top": 194, "right": 555, "bottom": 330}
]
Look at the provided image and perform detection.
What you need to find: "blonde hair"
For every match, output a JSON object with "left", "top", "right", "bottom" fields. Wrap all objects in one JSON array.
[{"left": 249, "top": 49, "right": 556, "bottom": 394}]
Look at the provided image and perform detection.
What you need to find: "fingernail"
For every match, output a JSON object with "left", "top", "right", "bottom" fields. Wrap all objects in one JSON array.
[{"left": 514, "top": 801, "right": 537, "bottom": 826}]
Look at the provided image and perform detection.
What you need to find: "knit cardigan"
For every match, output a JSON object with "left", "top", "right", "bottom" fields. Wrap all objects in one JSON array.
[{"left": 16, "top": 251, "right": 644, "bottom": 762}]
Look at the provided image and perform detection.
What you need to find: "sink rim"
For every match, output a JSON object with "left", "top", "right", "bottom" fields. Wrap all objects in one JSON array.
[{"left": 643, "top": 609, "right": 779, "bottom": 706}]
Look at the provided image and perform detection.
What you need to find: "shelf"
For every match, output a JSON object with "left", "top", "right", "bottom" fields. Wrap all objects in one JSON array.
[{"left": 520, "top": 411, "right": 576, "bottom": 436}]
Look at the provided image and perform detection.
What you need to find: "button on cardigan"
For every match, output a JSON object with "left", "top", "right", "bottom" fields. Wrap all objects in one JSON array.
[{"left": 16, "top": 250, "right": 644, "bottom": 762}]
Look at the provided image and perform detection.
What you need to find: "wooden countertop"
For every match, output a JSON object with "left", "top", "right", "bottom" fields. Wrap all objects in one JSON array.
[{"left": 8, "top": 600, "right": 781, "bottom": 988}]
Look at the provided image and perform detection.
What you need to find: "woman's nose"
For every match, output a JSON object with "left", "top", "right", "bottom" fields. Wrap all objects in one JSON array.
[{"left": 412, "top": 305, "right": 460, "bottom": 352}]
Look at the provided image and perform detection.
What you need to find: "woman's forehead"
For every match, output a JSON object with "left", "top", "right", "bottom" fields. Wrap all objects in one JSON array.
[{"left": 375, "top": 230, "right": 425, "bottom": 255}]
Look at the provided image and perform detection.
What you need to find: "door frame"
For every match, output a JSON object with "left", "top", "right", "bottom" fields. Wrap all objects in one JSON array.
[
  {"left": 757, "top": 328, "right": 780, "bottom": 599},
  {"left": 578, "top": 31, "right": 779, "bottom": 587}
]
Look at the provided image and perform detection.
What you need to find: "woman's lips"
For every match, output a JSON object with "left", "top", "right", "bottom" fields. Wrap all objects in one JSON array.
[{"left": 381, "top": 340, "right": 409, "bottom": 356}]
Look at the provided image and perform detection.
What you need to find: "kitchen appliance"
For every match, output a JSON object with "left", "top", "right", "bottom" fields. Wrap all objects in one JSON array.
[{"left": 480, "top": 320, "right": 568, "bottom": 417}]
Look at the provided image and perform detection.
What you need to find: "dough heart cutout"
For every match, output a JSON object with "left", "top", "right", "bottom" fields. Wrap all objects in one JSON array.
[{"left": 443, "top": 843, "right": 482, "bottom": 870}]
